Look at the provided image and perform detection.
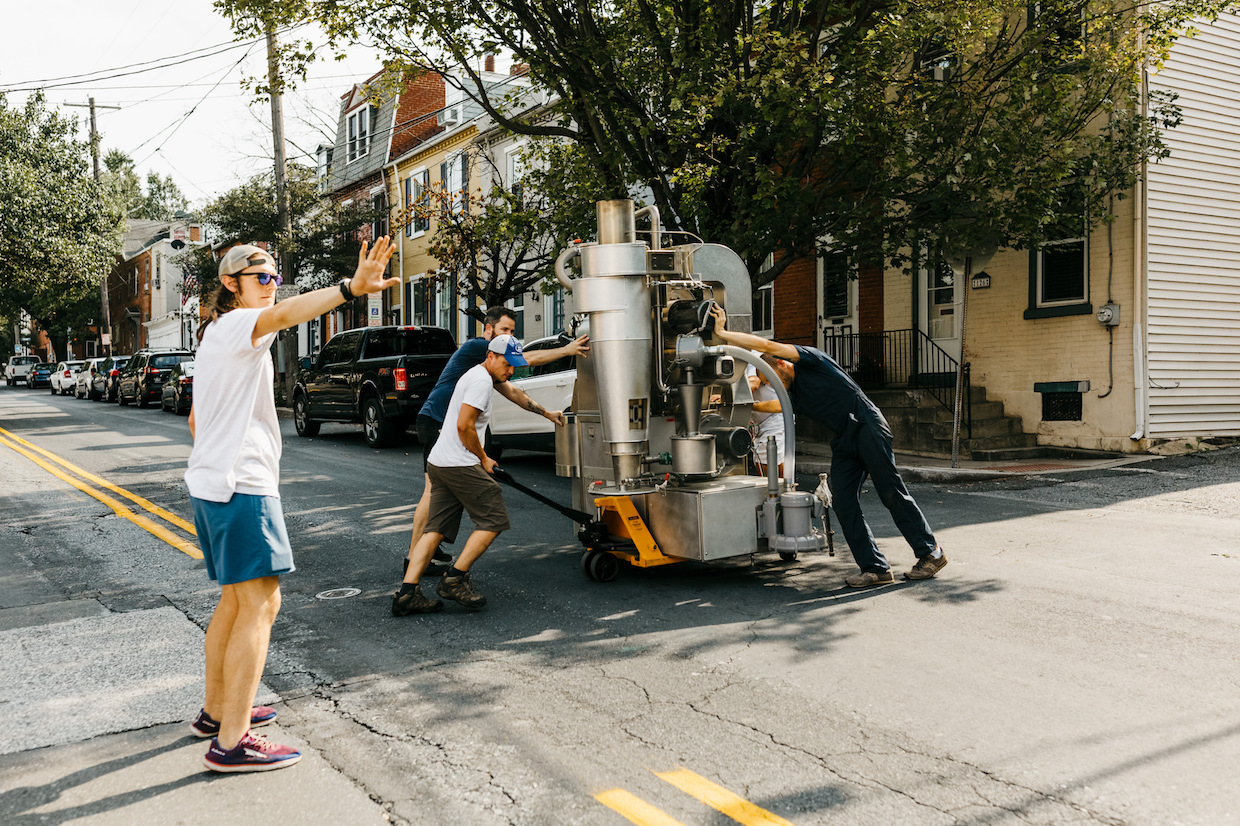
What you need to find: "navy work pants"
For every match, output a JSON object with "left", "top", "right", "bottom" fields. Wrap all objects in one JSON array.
[{"left": 829, "top": 407, "right": 937, "bottom": 573}]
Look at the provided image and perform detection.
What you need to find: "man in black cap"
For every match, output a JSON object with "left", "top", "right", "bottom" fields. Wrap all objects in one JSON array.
[{"left": 709, "top": 304, "right": 946, "bottom": 587}]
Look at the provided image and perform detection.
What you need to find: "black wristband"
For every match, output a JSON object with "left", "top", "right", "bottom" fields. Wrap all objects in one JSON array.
[{"left": 339, "top": 278, "right": 355, "bottom": 301}]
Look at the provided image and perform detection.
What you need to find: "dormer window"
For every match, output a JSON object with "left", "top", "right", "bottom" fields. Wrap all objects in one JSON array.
[{"left": 348, "top": 106, "right": 371, "bottom": 163}]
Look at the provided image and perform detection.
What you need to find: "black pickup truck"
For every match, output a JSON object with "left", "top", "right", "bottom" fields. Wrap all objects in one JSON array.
[{"left": 292, "top": 325, "right": 456, "bottom": 448}]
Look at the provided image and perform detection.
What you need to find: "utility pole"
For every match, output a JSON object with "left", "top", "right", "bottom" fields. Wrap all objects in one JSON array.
[
  {"left": 266, "top": 25, "right": 298, "bottom": 401},
  {"left": 66, "top": 97, "right": 121, "bottom": 356}
]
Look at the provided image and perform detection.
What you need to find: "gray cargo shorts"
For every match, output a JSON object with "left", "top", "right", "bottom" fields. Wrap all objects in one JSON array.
[{"left": 425, "top": 463, "right": 510, "bottom": 542}]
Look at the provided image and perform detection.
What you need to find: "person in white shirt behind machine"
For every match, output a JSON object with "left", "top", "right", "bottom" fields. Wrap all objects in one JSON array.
[{"left": 748, "top": 354, "right": 785, "bottom": 477}]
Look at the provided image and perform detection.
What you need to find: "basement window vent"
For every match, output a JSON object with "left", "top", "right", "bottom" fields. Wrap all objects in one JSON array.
[
  {"left": 1041, "top": 392, "right": 1082, "bottom": 421},
  {"left": 1035, "top": 380, "right": 1088, "bottom": 422}
]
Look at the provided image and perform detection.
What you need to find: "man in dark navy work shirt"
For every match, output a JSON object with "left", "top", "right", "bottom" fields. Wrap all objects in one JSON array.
[
  {"left": 401, "top": 305, "right": 588, "bottom": 579},
  {"left": 709, "top": 304, "right": 946, "bottom": 587}
]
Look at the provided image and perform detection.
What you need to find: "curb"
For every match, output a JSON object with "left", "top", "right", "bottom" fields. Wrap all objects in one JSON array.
[{"left": 795, "top": 458, "right": 1006, "bottom": 484}]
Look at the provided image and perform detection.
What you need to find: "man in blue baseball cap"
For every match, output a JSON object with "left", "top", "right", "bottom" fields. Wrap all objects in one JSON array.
[{"left": 394, "top": 334, "right": 554, "bottom": 613}]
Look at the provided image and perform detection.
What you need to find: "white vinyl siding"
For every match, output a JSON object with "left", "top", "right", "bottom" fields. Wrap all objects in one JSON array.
[{"left": 1145, "top": 12, "right": 1240, "bottom": 437}]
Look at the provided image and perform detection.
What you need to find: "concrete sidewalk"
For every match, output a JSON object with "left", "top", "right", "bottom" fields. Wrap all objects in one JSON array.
[
  {"left": 0, "top": 537, "right": 384, "bottom": 823},
  {"left": 792, "top": 437, "right": 1160, "bottom": 483}
]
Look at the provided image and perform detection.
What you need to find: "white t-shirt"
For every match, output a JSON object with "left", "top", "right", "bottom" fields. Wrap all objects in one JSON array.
[
  {"left": 185, "top": 308, "right": 281, "bottom": 502},
  {"left": 427, "top": 363, "right": 494, "bottom": 467},
  {"left": 747, "top": 363, "right": 786, "bottom": 464}
]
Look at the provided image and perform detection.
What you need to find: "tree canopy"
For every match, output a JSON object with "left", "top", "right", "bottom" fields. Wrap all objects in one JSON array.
[
  {"left": 102, "top": 149, "right": 190, "bottom": 221},
  {"left": 0, "top": 93, "right": 123, "bottom": 323},
  {"left": 220, "top": 0, "right": 1235, "bottom": 288}
]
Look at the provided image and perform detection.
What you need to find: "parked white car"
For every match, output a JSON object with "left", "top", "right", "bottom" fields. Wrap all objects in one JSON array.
[
  {"left": 74, "top": 358, "right": 105, "bottom": 399},
  {"left": 489, "top": 334, "right": 577, "bottom": 452},
  {"left": 50, "top": 360, "right": 85, "bottom": 395},
  {"left": 5, "top": 355, "right": 39, "bottom": 386}
]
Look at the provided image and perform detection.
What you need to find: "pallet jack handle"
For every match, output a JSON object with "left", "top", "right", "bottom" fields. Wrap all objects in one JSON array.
[{"left": 492, "top": 467, "right": 597, "bottom": 525}]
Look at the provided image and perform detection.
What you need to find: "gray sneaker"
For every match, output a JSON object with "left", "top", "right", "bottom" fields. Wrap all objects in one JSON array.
[
  {"left": 845, "top": 570, "right": 895, "bottom": 588},
  {"left": 391, "top": 583, "right": 443, "bottom": 616},
  {"left": 437, "top": 572, "right": 487, "bottom": 609},
  {"left": 904, "top": 552, "right": 948, "bottom": 580}
]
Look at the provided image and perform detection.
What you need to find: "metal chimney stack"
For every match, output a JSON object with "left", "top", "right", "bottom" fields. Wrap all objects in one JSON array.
[{"left": 574, "top": 200, "right": 652, "bottom": 486}]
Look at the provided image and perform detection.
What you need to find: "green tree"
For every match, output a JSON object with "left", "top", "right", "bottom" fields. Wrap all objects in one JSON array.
[
  {"left": 101, "top": 150, "right": 189, "bottom": 221},
  {"left": 219, "top": 0, "right": 1235, "bottom": 287},
  {"left": 0, "top": 92, "right": 123, "bottom": 324},
  {"left": 102, "top": 148, "right": 143, "bottom": 217},
  {"left": 139, "top": 171, "right": 190, "bottom": 221},
  {"left": 191, "top": 163, "right": 382, "bottom": 297}
]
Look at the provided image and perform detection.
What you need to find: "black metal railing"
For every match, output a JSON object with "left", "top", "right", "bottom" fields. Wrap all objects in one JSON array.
[{"left": 822, "top": 328, "right": 971, "bottom": 438}]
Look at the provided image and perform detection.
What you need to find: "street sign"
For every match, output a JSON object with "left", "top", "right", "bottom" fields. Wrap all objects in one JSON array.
[
  {"left": 101, "top": 333, "right": 111, "bottom": 345},
  {"left": 276, "top": 285, "right": 299, "bottom": 302},
  {"left": 368, "top": 294, "right": 382, "bottom": 327}
]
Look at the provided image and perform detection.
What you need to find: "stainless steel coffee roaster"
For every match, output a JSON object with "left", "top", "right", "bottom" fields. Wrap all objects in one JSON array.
[{"left": 552, "top": 200, "right": 832, "bottom": 581}]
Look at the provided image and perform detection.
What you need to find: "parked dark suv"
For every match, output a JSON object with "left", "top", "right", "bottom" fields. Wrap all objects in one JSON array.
[
  {"left": 93, "top": 355, "right": 131, "bottom": 402},
  {"left": 117, "top": 350, "right": 194, "bottom": 407},
  {"left": 293, "top": 325, "right": 456, "bottom": 447}
]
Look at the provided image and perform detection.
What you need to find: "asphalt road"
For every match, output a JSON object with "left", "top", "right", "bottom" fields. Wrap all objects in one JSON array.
[{"left": 2, "top": 383, "right": 1239, "bottom": 825}]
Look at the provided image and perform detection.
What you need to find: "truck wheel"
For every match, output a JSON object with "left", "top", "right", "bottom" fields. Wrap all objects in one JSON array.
[
  {"left": 362, "top": 396, "right": 392, "bottom": 448},
  {"left": 293, "top": 393, "right": 320, "bottom": 437}
]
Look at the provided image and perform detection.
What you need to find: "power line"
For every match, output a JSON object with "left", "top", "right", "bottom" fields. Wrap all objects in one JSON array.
[
  {"left": 0, "top": 27, "right": 302, "bottom": 93},
  {"left": 131, "top": 41, "right": 258, "bottom": 166}
]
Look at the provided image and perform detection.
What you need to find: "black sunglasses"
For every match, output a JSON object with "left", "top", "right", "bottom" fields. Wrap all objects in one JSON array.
[{"left": 237, "top": 271, "right": 284, "bottom": 286}]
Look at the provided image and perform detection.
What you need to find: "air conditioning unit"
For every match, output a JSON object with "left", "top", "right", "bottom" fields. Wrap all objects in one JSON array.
[{"left": 439, "top": 104, "right": 463, "bottom": 126}]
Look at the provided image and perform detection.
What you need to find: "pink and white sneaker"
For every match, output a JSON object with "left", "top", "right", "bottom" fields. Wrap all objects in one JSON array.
[{"left": 203, "top": 731, "right": 302, "bottom": 773}]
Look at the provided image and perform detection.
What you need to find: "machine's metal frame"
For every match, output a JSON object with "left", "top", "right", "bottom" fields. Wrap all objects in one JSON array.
[{"left": 553, "top": 200, "right": 832, "bottom": 580}]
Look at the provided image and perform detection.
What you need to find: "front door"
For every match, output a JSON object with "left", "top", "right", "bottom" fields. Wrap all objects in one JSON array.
[
  {"left": 918, "top": 256, "right": 961, "bottom": 365},
  {"left": 817, "top": 248, "right": 857, "bottom": 366}
]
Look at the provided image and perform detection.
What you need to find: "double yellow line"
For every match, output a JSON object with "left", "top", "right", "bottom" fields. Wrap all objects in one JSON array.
[
  {"left": 0, "top": 426, "right": 201, "bottom": 559},
  {"left": 597, "top": 768, "right": 796, "bottom": 825}
]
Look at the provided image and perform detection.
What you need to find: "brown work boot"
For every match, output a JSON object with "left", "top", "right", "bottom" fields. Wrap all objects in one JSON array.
[
  {"left": 904, "top": 552, "right": 948, "bottom": 580},
  {"left": 437, "top": 572, "right": 487, "bottom": 609},
  {"left": 391, "top": 583, "right": 443, "bottom": 616},
  {"left": 845, "top": 570, "right": 895, "bottom": 588}
]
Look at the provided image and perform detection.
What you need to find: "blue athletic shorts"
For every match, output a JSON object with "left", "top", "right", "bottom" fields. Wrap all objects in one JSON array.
[{"left": 190, "top": 493, "right": 295, "bottom": 585}]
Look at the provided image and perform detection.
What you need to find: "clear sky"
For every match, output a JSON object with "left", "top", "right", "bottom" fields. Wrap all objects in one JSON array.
[{"left": 0, "top": 1, "right": 386, "bottom": 208}]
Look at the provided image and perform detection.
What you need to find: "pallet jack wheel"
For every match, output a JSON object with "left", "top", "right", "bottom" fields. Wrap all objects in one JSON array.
[
  {"left": 778, "top": 550, "right": 798, "bottom": 562},
  {"left": 582, "top": 549, "right": 621, "bottom": 582}
]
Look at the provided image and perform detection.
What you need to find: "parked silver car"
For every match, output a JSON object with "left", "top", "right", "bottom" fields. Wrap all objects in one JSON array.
[
  {"left": 489, "top": 334, "right": 577, "bottom": 453},
  {"left": 74, "top": 358, "right": 105, "bottom": 399}
]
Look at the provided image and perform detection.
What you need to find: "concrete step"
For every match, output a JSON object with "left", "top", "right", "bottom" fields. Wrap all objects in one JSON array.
[
  {"left": 931, "top": 415, "right": 1021, "bottom": 441},
  {"left": 916, "top": 400, "right": 1006, "bottom": 424}
]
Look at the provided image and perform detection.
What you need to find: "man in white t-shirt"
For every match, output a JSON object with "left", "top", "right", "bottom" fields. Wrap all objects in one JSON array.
[{"left": 393, "top": 334, "right": 562, "bottom": 614}]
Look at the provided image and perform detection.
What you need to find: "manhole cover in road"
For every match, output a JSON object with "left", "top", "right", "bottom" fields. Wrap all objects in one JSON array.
[{"left": 315, "top": 587, "right": 362, "bottom": 600}]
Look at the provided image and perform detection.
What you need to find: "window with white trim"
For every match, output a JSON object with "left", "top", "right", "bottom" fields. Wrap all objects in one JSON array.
[
  {"left": 347, "top": 106, "right": 370, "bottom": 163},
  {"left": 509, "top": 293, "right": 525, "bottom": 340},
  {"left": 506, "top": 145, "right": 526, "bottom": 204},
  {"left": 405, "top": 168, "right": 430, "bottom": 236},
  {"left": 549, "top": 287, "right": 566, "bottom": 334},
  {"left": 440, "top": 151, "right": 469, "bottom": 214},
  {"left": 753, "top": 283, "right": 774, "bottom": 337},
  {"left": 1026, "top": 186, "right": 1090, "bottom": 317}
]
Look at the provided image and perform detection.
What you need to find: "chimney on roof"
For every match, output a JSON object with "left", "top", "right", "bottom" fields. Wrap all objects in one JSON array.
[
  {"left": 484, "top": 55, "right": 496, "bottom": 73},
  {"left": 510, "top": 63, "right": 529, "bottom": 75}
]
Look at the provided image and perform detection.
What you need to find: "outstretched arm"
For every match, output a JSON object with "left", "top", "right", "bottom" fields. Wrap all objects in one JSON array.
[
  {"left": 708, "top": 304, "right": 800, "bottom": 362},
  {"left": 525, "top": 334, "right": 590, "bottom": 367},
  {"left": 252, "top": 237, "right": 399, "bottom": 344},
  {"left": 495, "top": 381, "right": 566, "bottom": 425},
  {"left": 456, "top": 403, "right": 498, "bottom": 474}
]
